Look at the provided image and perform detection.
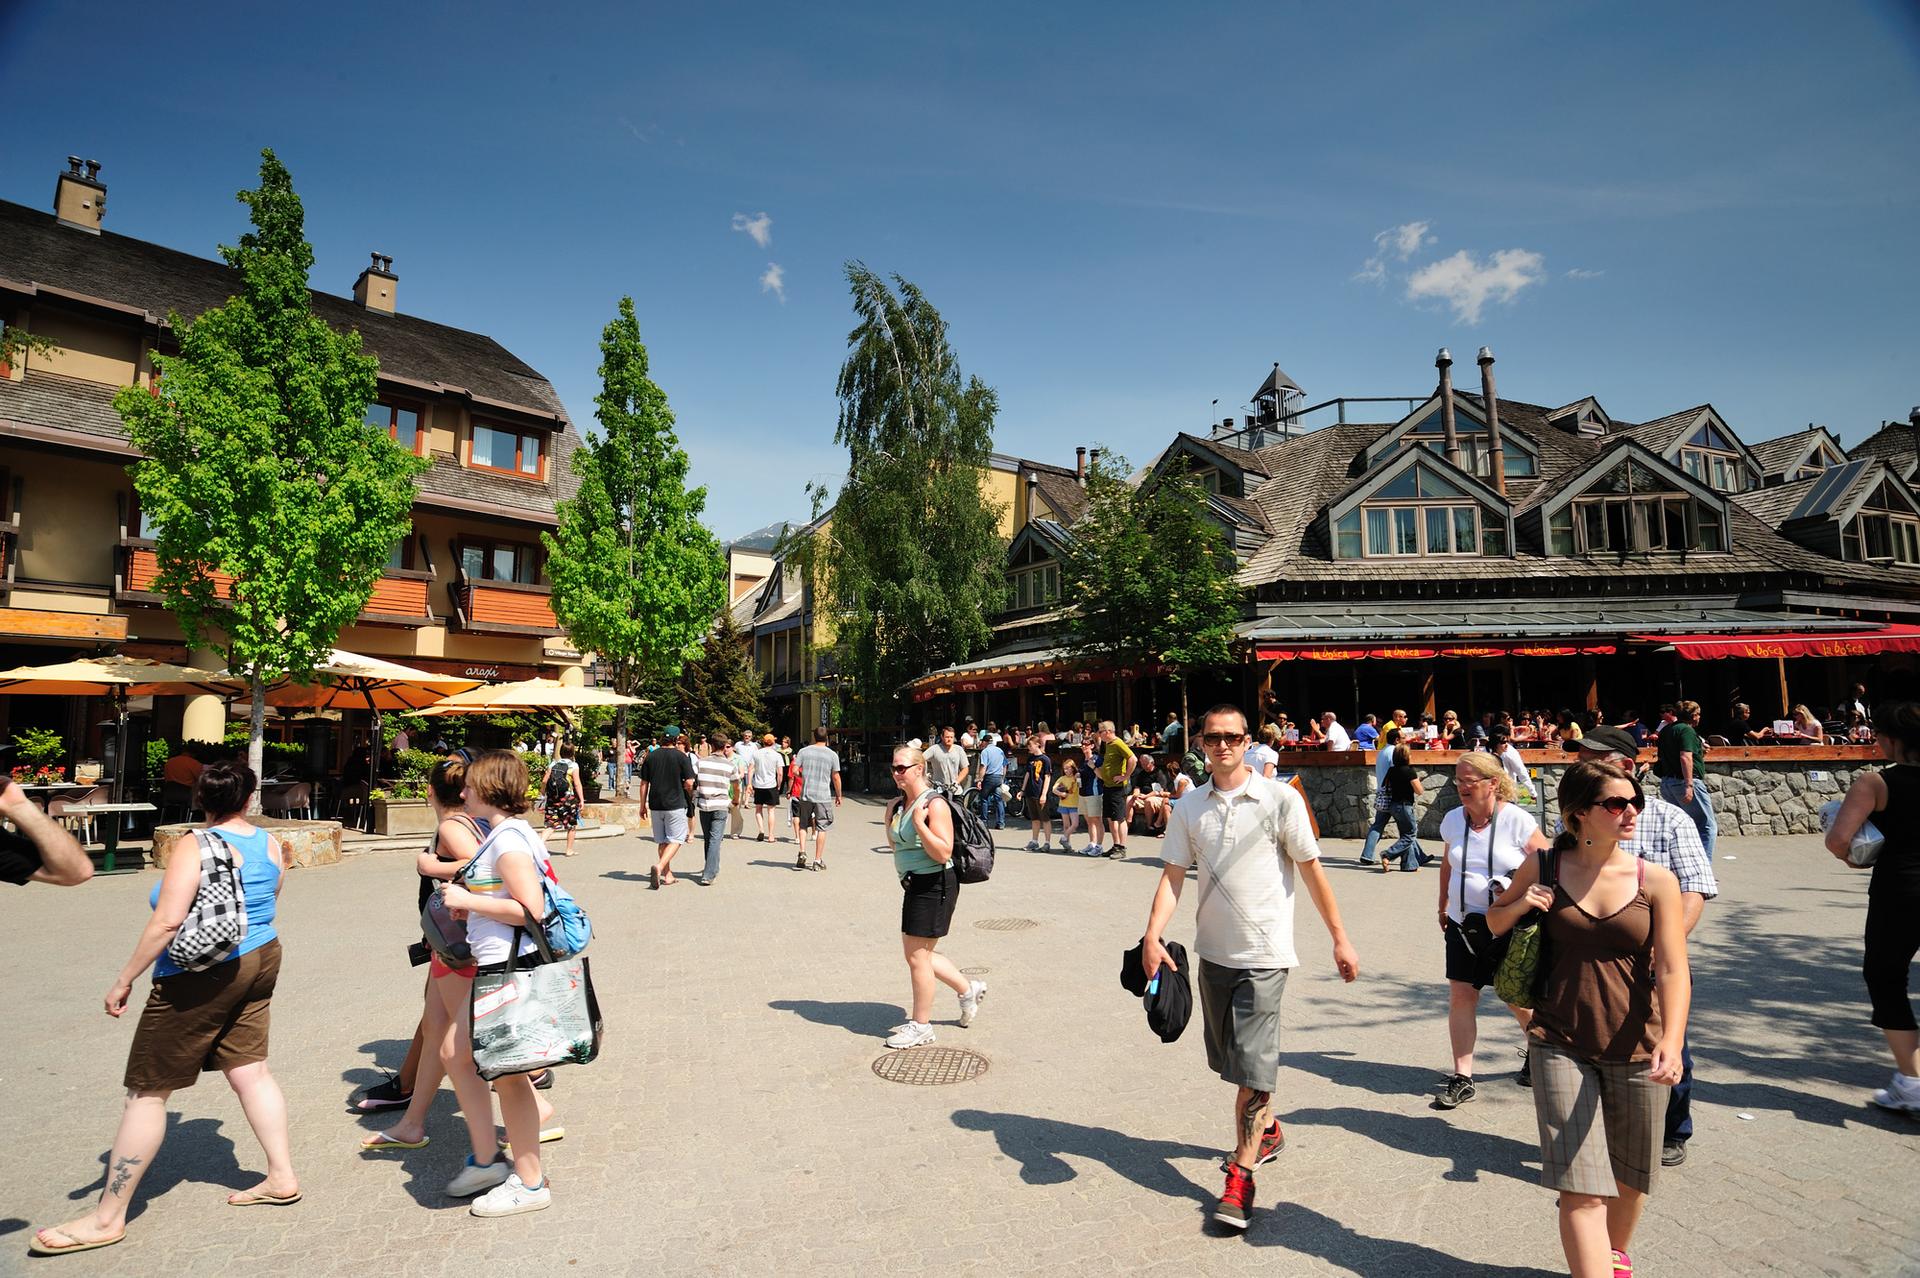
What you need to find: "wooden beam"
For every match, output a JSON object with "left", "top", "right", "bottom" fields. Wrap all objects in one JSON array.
[{"left": 0, "top": 606, "right": 127, "bottom": 642}]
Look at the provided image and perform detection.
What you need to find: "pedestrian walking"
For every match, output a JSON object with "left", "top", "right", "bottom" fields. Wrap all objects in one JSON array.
[
  {"left": 1021, "top": 736, "right": 1055, "bottom": 850},
  {"left": 1095, "top": 720, "right": 1135, "bottom": 859},
  {"left": 1653, "top": 700, "right": 1716, "bottom": 859},
  {"left": 539, "top": 743, "right": 584, "bottom": 856},
  {"left": 1434, "top": 752, "right": 1550, "bottom": 1109},
  {"left": 695, "top": 734, "right": 735, "bottom": 886},
  {"left": 1367, "top": 744, "right": 1425, "bottom": 872},
  {"left": 1572, "top": 726, "right": 1717, "bottom": 1165},
  {"left": 1358, "top": 727, "right": 1402, "bottom": 866},
  {"left": 884, "top": 743, "right": 986, "bottom": 1049},
  {"left": 1489, "top": 761, "right": 1691, "bottom": 1278},
  {"left": 1139, "top": 704, "right": 1360, "bottom": 1231},
  {"left": 925, "top": 725, "right": 970, "bottom": 798},
  {"left": 639, "top": 731, "right": 697, "bottom": 888},
  {"left": 977, "top": 732, "right": 1008, "bottom": 829},
  {"left": 0, "top": 776, "right": 92, "bottom": 887},
  {"left": 1824, "top": 700, "right": 1920, "bottom": 1115},
  {"left": 792, "top": 727, "right": 842, "bottom": 872},
  {"left": 436, "top": 750, "right": 559, "bottom": 1217},
  {"left": 750, "top": 732, "right": 782, "bottom": 840},
  {"left": 32, "top": 761, "right": 296, "bottom": 1257}
]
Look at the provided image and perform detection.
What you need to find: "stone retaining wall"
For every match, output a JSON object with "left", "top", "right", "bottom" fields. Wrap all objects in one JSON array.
[
  {"left": 1289, "top": 748, "right": 1877, "bottom": 839},
  {"left": 153, "top": 818, "right": 344, "bottom": 869}
]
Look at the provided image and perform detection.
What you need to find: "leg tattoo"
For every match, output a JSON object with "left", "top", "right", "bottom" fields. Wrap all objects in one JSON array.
[
  {"left": 1239, "top": 1091, "right": 1271, "bottom": 1150},
  {"left": 107, "top": 1154, "right": 143, "bottom": 1198}
]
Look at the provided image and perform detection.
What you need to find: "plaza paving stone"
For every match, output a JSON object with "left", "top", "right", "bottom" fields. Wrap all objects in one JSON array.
[{"left": 2, "top": 799, "right": 1916, "bottom": 1276}]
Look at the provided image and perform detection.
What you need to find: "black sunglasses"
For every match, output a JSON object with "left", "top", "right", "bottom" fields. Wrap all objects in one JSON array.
[
  {"left": 1199, "top": 732, "right": 1247, "bottom": 747},
  {"left": 1595, "top": 794, "right": 1647, "bottom": 815},
  {"left": 891, "top": 762, "right": 919, "bottom": 774}
]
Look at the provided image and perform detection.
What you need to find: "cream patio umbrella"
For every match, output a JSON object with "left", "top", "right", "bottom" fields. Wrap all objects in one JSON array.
[
  {"left": 413, "top": 678, "right": 647, "bottom": 715},
  {"left": 246, "top": 651, "right": 482, "bottom": 818},
  {"left": 0, "top": 656, "right": 242, "bottom": 801}
]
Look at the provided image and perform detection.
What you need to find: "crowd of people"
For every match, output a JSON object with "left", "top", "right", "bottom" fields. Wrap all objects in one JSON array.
[{"left": 9, "top": 683, "right": 1915, "bottom": 1274}]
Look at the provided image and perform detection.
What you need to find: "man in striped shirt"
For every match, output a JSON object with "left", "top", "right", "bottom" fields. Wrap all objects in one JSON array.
[{"left": 694, "top": 734, "right": 737, "bottom": 886}]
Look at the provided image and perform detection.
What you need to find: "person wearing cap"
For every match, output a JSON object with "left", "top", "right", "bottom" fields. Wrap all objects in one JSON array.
[
  {"left": 1140, "top": 703, "right": 1359, "bottom": 1231},
  {"left": 1573, "top": 724, "right": 1717, "bottom": 1167}
]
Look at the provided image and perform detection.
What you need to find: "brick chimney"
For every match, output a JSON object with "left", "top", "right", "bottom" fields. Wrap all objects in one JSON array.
[
  {"left": 353, "top": 252, "right": 397, "bottom": 313},
  {"left": 53, "top": 156, "right": 106, "bottom": 233},
  {"left": 1435, "top": 348, "right": 1461, "bottom": 468},
  {"left": 1076, "top": 446, "right": 1087, "bottom": 481},
  {"left": 1478, "top": 347, "right": 1507, "bottom": 497}
]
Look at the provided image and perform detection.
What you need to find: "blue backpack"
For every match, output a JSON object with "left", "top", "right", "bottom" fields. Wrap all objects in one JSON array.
[{"left": 538, "top": 874, "right": 592, "bottom": 956}]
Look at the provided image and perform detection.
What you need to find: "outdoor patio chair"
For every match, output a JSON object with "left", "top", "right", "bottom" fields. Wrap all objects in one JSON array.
[
  {"left": 47, "top": 786, "right": 109, "bottom": 844},
  {"left": 334, "top": 780, "right": 371, "bottom": 832},
  {"left": 263, "top": 782, "right": 314, "bottom": 821}
]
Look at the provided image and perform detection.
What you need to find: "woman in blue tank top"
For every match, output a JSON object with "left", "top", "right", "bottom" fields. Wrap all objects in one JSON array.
[{"left": 31, "top": 760, "right": 296, "bottom": 1258}]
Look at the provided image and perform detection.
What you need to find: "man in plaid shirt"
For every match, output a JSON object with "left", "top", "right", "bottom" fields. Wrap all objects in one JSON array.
[{"left": 1573, "top": 726, "right": 1717, "bottom": 1168}]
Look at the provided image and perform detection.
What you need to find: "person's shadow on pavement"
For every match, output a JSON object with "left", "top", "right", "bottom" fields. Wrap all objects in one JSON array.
[
  {"left": 768, "top": 999, "right": 905, "bottom": 1037},
  {"left": 951, "top": 1109, "right": 1217, "bottom": 1204},
  {"left": 1253, "top": 1201, "right": 1557, "bottom": 1274},
  {"left": 67, "top": 1115, "right": 247, "bottom": 1224},
  {"left": 1282, "top": 1104, "right": 1539, "bottom": 1185}
]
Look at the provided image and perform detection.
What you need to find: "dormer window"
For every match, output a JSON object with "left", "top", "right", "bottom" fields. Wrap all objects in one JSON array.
[
  {"left": 1195, "top": 468, "right": 1223, "bottom": 495},
  {"left": 1842, "top": 480, "right": 1920, "bottom": 565},
  {"left": 1333, "top": 462, "right": 1510, "bottom": 559},
  {"left": 1677, "top": 423, "right": 1751, "bottom": 492},
  {"left": 365, "top": 399, "right": 426, "bottom": 455},
  {"left": 1395, "top": 409, "right": 1538, "bottom": 479},
  {"left": 469, "top": 422, "right": 545, "bottom": 478},
  {"left": 1547, "top": 458, "right": 1727, "bottom": 555}
]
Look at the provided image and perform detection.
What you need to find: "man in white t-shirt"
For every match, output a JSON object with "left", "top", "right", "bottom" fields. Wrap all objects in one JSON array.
[
  {"left": 749, "top": 733, "right": 783, "bottom": 841},
  {"left": 1141, "top": 703, "right": 1359, "bottom": 1232},
  {"left": 1319, "top": 712, "right": 1352, "bottom": 752}
]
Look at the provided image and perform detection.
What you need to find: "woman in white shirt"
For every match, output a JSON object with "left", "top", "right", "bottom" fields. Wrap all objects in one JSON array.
[
  {"left": 439, "top": 751, "right": 554, "bottom": 1218},
  {"left": 1433, "top": 751, "right": 1551, "bottom": 1110}
]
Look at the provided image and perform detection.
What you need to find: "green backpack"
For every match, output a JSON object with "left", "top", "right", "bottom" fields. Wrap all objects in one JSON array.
[{"left": 1493, "top": 848, "right": 1558, "bottom": 1009}]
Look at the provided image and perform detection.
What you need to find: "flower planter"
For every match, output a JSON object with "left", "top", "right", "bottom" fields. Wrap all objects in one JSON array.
[{"left": 372, "top": 797, "right": 437, "bottom": 837}]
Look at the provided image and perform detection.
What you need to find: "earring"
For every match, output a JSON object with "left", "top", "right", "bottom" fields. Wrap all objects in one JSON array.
[{"left": 1582, "top": 838, "right": 1593, "bottom": 846}]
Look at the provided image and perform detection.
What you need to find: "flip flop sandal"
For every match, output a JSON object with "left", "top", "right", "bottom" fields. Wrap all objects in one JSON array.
[
  {"left": 499, "top": 1125, "right": 567, "bottom": 1154},
  {"left": 1612, "top": 1250, "right": 1632, "bottom": 1277},
  {"left": 29, "top": 1226, "right": 126, "bottom": 1255},
  {"left": 227, "top": 1189, "right": 303, "bottom": 1207},
  {"left": 360, "top": 1133, "right": 429, "bottom": 1151}
]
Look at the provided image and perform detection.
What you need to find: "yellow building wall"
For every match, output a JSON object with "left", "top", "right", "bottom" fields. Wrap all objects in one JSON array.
[
  {"left": 983, "top": 467, "right": 1023, "bottom": 538},
  {"left": 21, "top": 311, "right": 143, "bottom": 386},
  {"left": 6, "top": 447, "right": 125, "bottom": 585}
]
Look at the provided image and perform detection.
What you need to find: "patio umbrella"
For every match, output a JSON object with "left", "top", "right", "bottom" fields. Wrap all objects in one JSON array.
[
  {"left": 0, "top": 656, "right": 241, "bottom": 802},
  {"left": 246, "top": 651, "right": 481, "bottom": 821},
  {"left": 413, "top": 678, "right": 647, "bottom": 715}
]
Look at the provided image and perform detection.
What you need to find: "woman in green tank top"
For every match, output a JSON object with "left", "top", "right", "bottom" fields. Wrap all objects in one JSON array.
[{"left": 885, "top": 744, "right": 985, "bottom": 1050}]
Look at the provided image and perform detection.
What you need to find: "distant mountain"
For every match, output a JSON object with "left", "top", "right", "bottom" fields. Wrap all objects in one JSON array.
[{"left": 728, "top": 520, "right": 791, "bottom": 553}]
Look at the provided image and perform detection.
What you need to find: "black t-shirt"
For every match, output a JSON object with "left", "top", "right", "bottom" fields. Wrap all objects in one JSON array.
[
  {"left": 1871, "top": 763, "right": 1920, "bottom": 898},
  {"left": 1387, "top": 763, "right": 1419, "bottom": 805},
  {"left": 1130, "top": 768, "right": 1158, "bottom": 795},
  {"left": 0, "top": 827, "right": 43, "bottom": 885},
  {"left": 1021, "top": 753, "right": 1053, "bottom": 796},
  {"left": 643, "top": 747, "right": 696, "bottom": 811}
]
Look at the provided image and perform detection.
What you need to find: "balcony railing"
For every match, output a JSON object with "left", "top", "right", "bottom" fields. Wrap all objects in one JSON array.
[
  {"left": 360, "top": 567, "right": 434, "bottom": 627},
  {"left": 448, "top": 576, "right": 561, "bottom": 636},
  {"left": 117, "top": 542, "right": 234, "bottom": 602}
]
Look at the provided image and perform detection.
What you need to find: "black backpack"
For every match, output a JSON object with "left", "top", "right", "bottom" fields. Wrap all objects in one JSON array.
[
  {"left": 544, "top": 761, "right": 572, "bottom": 805},
  {"left": 941, "top": 794, "right": 996, "bottom": 883}
]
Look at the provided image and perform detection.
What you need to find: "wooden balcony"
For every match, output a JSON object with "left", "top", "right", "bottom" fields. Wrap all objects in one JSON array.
[
  {"left": 117, "top": 543, "right": 234, "bottom": 602},
  {"left": 360, "top": 568, "right": 434, "bottom": 627},
  {"left": 449, "top": 578, "right": 562, "bottom": 637}
]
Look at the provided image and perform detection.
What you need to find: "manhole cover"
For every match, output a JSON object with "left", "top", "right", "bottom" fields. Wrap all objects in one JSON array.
[
  {"left": 975, "top": 917, "right": 1040, "bottom": 932},
  {"left": 872, "top": 1046, "right": 990, "bottom": 1085},
  {"left": 960, "top": 965, "right": 990, "bottom": 975}
]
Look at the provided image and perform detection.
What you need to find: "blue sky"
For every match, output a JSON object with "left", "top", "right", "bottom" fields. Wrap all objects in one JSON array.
[{"left": 5, "top": 1, "right": 1919, "bottom": 540}]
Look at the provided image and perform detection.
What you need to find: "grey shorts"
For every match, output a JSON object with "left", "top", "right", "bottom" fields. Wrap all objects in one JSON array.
[
  {"left": 1531, "top": 1040, "right": 1663, "bottom": 1197},
  {"left": 1198, "top": 960, "right": 1288, "bottom": 1091},
  {"left": 650, "top": 807, "right": 689, "bottom": 845},
  {"left": 795, "top": 798, "right": 834, "bottom": 831}
]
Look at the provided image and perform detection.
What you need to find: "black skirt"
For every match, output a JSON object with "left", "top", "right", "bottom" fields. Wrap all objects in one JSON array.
[{"left": 900, "top": 866, "right": 959, "bottom": 938}]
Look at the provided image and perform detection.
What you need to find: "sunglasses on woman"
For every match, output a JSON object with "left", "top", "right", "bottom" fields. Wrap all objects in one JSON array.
[
  {"left": 1594, "top": 794, "right": 1646, "bottom": 815},
  {"left": 891, "top": 762, "right": 920, "bottom": 774}
]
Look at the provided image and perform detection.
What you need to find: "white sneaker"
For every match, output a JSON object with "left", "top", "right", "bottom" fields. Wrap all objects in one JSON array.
[
  {"left": 884, "top": 1021, "right": 936, "bottom": 1049},
  {"left": 445, "top": 1155, "right": 512, "bottom": 1198},
  {"left": 958, "top": 980, "right": 987, "bottom": 1027},
  {"left": 470, "top": 1172, "right": 553, "bottom": 1218},
  {"left": 1085, "top": 843, "right": 1103, "bottom": 857},
  {"left": 1869, "top": 1071, "right": 1920, "bottom": 1114}
]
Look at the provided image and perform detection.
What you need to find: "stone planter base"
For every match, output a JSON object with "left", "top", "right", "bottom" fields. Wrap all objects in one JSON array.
[
  {"left": 581, "top": 800, "right": 646, "bottom": 828},
  {"left": 373, "top": 798, "right": 437, "bottom": 837},
  {"left": 153, "top": 818, "right": 344, "bottom": 869}
]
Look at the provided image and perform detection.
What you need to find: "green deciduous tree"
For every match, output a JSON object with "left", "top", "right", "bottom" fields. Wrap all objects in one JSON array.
[
  {"left": 543, "top": 296, "right": 726, "bottom": 776},
  {"left": 675, "top": 609, "right": 768, "bottom": 741},
  {"left": 801, "top": 263, "right": 1005, "bottom": 726},
  {"left": 1059, "top": 450, "right": 1244, "bottom": 731},
  {"left": 114, "top": 150, "right": 422, "bottom": 792}
]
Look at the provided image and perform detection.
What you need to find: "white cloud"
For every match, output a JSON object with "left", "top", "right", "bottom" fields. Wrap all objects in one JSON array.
[
  {"left": 1355, "top": 220, "right": 1433, "bottom": 283},
  {"left": 1405, "top": 248, "right": 1546, "bottom": 324},
  {"left": 759, "top": 262, "right": 786, "bottom": 302},
  {"left": 1565, "top": 267, "right": 1604, "bottom": 280},
  {"left": 731, "top": 211, "right": 773, "bottom": 248}
]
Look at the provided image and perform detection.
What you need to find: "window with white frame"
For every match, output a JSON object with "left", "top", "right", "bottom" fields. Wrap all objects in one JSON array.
[
  {"left": 1547, "top": 459, "right": 1727, "bottom": 555},
  {"left": 1842, "top": 480, "right": 1920, "bottom": 565},
  {"left": 1008, "top": 561, "right": 1060, "bottom": 609},
  {"left": 1397, "top": 410, "right": 1537, "bottom": 479},
  {"left": 1676, "top": 422, "right": 1751, "bottom": 492},
  {"left": 1333, "top": 463, "right": 1509, "bottom": 558}
]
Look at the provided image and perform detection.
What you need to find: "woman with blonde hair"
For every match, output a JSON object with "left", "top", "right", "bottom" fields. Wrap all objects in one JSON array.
[
  {"left": 1790, "top": 704, "right": 1827, "bottom": 743},
  {"left": 884, "top": 743, "right": 985, "bottom": 1049},
  {"left": 1433, "top": 751, "right": 1551, "bottom": 1109}
]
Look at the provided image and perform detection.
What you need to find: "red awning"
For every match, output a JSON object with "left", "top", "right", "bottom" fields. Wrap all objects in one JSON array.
[
  {"left": 1634, "top": 624, "right": 1920, "bottom": 661},
  {"left": 1258, "top": 643, "right": 1614, "bottom": 662}
]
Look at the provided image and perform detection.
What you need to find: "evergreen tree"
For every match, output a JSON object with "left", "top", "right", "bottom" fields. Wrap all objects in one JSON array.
[
  {"left": 544, "top": 297, "right": 726, "bottom": 773},
  {"left": 801, "top": 263, "right": 1005, "bottom": 727},
  {"left": 114, "top": 150, "right": 422, "bottom": 791},
  {"left": 675, "top": 610, "right": 768, "bottom": 741}
]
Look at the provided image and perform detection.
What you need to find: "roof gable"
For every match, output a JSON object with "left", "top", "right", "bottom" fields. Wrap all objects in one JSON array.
[
  {"left": 1537, "top": 439, "right": 1730, "bottom": 523},
  {"left": 1359, "top": 393, "right": 1540, "bottom": 471},
  {"left": 1751, "top": 426, "right": 1845, "bottom": 481},
  {"left": 1329, "top": 442, "right": 1513, "bottom": 523},
  {"left": 1007, "top": 518, "right": 1072, "bottom": 565},
  {"left": 1623, "top": 405, "right": 1761, "bottom": 474}
]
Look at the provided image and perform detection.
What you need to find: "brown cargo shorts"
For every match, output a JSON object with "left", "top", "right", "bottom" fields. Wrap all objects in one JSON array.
[{"left": 124, "top": 939, "right": 282, "bottom": 1091}]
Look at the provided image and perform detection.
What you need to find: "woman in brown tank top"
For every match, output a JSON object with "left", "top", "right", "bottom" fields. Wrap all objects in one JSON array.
[{"left": 1490, "top": 761, "right": 1691, "bottom": 1278}]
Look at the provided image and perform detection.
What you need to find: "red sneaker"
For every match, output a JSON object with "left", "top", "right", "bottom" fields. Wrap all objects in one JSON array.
[
  {"left": 1220, "top": 1120, "right": 1286, "bottom": 1171},
  {"left": 1214, "top": 1163, "right": 1255, "bottom": 1230}
]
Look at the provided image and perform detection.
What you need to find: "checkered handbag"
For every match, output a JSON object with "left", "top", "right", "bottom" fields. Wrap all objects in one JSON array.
[{"left": 166, "top": 830, "right": 249, "bottom": 972}]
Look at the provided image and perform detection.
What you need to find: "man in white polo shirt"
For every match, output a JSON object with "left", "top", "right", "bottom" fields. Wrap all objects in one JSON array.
[{"left": 1140, "top": 703, "right": 1360, "bottom": 1232}]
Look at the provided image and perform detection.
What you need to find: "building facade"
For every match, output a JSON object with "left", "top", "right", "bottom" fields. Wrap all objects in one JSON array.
[{"left": 0, "top": 159, "right": 584, "bottom": 759}]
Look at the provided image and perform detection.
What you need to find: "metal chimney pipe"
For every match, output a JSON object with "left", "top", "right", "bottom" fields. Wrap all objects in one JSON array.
[
  {"left": 1025, "top": 470, "right": 1039, "bottom": 519},
  {"left": 1478, "top": 347, "right": 1507, "bottom": 497},
  {"left": 1075, "top": 446, "right": 1087, "bottom": 481},
  {"left": 1436, "top": 347, "right": 1461, "bottom": 468}
]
